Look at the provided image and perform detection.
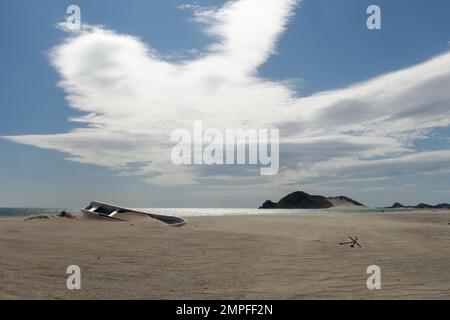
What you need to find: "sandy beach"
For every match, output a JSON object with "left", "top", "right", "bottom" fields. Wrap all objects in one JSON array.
[{"left": 0, "top": 211, "right": 449, "bottom": 300}]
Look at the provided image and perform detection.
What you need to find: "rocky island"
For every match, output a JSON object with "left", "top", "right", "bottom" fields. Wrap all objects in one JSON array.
[
  {"left": 386, "top": 202, "right": 450, "bottom": 209},
  {"left": 259, "top": 191, "right": 366, "bottom": 209}
]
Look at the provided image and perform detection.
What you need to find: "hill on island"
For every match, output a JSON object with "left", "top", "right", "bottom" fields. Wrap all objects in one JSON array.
[
  {"left": 259, "top": 191, "right": 365, "bottom": 209},
  {"left": 386, "top": 202, "right": 450, "bottom": 209}
]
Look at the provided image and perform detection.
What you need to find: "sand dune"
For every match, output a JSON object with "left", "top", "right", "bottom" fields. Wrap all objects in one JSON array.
[{"left": 0, "top": 211, "right": 449, "bottom": 299}]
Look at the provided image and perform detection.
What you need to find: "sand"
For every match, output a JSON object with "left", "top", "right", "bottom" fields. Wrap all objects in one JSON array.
[{"left": 0, "top": 211, "right": 449, "bottom": 299}]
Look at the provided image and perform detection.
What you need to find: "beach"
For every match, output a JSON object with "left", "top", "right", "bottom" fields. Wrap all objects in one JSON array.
[{"left": 0, "top": 211, "right": 449, "bottom": 299}]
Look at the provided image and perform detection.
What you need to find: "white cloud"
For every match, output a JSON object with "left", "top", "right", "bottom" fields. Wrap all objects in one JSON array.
[
  {"left": 176, "top": 4, "right": 199, "bottom": 11},
  {"left": 3, "top": 0, "right": 450, "bottom": 190},
  {"left": 274, "top": 150, "right": 450, "bottom": 187}
]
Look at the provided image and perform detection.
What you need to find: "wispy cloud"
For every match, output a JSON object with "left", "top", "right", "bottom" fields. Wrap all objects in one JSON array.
[{"left": 3, "top": 0, "right": 450, "bottom": 191}]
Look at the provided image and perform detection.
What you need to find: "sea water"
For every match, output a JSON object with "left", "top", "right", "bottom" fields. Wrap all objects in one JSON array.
[
  {"left": 0, "top": 208, "right": 74, "bottom": 217},
  {"left": 0, "top": 207, "right": 415, "bottom": 218},
  {"left": 139, "top": 207, "right": 399, "bottom": 217}
]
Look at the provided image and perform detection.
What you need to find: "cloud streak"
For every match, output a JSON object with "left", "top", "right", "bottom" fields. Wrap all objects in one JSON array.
[{"left": 4, "top": 0, "right": 450, "bottom": 190}]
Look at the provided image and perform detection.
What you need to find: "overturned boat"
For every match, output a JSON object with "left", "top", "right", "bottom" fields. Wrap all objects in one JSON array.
[{"left": 81, "top": 201, "right": 187, "bottom": 227}]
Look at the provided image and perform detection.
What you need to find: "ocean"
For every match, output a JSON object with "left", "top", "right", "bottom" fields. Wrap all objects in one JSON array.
[
  {"left": 0, "top": 208, "right": 75, "bottom": 217},
  {"left": 0, "top": 207, "right": 411, "bottom": 218}
]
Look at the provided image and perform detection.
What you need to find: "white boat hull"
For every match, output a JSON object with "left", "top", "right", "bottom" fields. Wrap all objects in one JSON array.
[{"left": 82, "top": 201, "right": 187, "bottom": 226}]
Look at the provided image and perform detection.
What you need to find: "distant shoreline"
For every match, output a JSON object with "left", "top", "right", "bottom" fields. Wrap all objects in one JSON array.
[{"left": 1, "top": 206, "right": 450, "bottom": 219}]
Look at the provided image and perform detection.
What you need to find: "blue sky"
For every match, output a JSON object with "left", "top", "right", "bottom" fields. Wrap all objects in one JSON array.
[{"left": 1, "top": 0, "right": 450, "bottom": 208}]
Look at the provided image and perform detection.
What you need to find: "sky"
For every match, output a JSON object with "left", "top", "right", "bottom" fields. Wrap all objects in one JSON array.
[{"left": 1, "top": 0, "right": 450, "bottom": 208}]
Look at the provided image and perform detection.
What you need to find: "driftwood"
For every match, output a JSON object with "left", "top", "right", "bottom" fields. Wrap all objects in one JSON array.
[
  {"left": 58, "top": 211, "right": 76, "bottom": 219},
  {"left": 339, "top": 236, "right": 362, "bottom": 248}
]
